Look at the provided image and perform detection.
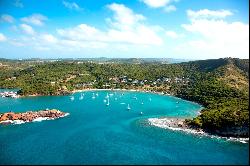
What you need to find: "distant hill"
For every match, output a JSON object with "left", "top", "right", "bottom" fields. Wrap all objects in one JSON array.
[{"left": 0, "top": 57, "right": 192, "bottom": 64}]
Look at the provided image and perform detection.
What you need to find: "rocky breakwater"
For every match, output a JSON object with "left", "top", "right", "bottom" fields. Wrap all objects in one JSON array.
[{"left": 0, "top": 109, "right": 69, "bottom": 125}]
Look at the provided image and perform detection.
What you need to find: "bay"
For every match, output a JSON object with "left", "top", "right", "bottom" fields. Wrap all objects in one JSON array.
[{"left": 0, "top": 90, "right": 248, "bottom": 164}]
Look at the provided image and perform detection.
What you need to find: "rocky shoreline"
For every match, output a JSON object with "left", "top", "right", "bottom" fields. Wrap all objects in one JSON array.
[
  {"left": 0, "top": 109, "right": 69, "bottom": 125},
  {"left": 148, "top": 117, "right": 249, "bottom": 144}
]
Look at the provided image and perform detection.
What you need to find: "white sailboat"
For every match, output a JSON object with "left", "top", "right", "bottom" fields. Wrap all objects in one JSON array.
[
  {"left": 106, "top": 98, "right": 110, "bottom": 106},
  {"left": 127, "top": 104, "right": 131, "bottom": 110},
  {"left": 70, "top": 96, "right": 74, "bottom": 101},
  {"left": 79, "top": 93, "right": 84, "bottom": 100},
  {"left": 92, "top": 93, "right": 96, "bottom": 99}
]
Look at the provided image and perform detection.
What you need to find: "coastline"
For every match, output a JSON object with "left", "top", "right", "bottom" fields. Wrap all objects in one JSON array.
[
  {"left": 3, "top": 88, "right": 246, "bottom": 142},
  {"left": 148, "top": 117, "right": 249, "bottom": 144}
]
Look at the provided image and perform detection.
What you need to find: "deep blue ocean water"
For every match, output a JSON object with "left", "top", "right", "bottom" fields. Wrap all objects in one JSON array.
[{"left": 0, "top": 90, "right": 248, "bottom": 164}]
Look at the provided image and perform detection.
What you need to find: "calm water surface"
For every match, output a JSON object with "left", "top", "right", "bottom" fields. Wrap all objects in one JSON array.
[{"left": 0, "top": 90, "right": 248, "bottom": 164}]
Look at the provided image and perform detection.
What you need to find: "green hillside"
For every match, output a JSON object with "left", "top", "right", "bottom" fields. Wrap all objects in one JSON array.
[{"left": 0, "top": 57, "right": 248, "bottom": 137}]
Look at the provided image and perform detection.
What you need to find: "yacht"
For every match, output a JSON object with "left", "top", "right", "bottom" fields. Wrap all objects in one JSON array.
[
  {"left": 127, "top": 104, "right": 131, "bottom": 110},
  {"left": 92, "top": 93, "right": 96, "bottom": 99},
  {"left": 106, "top": 98, "right": 110, "bottom": 106},
  {"left": 70, "top": 96, "right": 74, "bottom": 101},
  {"left": 79, "top": 94, "right": 84, "bottom": 100}
]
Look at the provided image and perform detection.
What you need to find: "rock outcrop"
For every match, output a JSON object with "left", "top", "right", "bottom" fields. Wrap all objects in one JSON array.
[{"left": 0, "top": 109, "right": 68, "bottom": 124}]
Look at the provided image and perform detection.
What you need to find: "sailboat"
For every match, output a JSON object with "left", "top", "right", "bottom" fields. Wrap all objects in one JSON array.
[
  {"left": 70, "top": 96, "right": 74, "bottom": 101},
  {"left": 92, "top": 93, "right": 96, "bottom": 99},
  {"left": 127, "top": 104, "right": 131, "bottom": 110},
  {"left": 79, "top": 93, "right": 84, "bottom": 100},
  {"left": 106, "top": 98, "right": 110, "bottom": 106},
  {"left": 105, "top": 93, "right": 109, "bottom": 98}
]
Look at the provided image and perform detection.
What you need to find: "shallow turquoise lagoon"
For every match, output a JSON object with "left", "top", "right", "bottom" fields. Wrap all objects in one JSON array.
[{"left": 0, "top": 90, "right": 248, "bottom": 164}]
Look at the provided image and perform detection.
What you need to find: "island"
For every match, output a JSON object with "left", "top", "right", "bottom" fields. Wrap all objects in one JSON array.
[{"left": 0, "top": 109, "right": 69, "bottom": 125}]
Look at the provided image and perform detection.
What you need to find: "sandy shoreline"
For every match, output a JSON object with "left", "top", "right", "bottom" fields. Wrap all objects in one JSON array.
[{"left": 148, "top": 117, "right": 249, "bottom": 144}]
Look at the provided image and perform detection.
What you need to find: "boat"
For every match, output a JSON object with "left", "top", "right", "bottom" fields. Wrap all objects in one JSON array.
[
  {"left": 70, "top": 96, "right": 74, "bottom": 101},
  {"left": 141, "top": 102, "right": 144, "bottom": 105},
  {"left": 127, "top": 104, "right": 131, "bottom": 110},
  {"left": 79, "top": 94, "right": 84, "bottom": 100},
  {"left": 140, "top": 112, "right": 143, "bottom": 115},
  {"left": 149, "top": 98, "right": 152, "bottom": 101},
  {"left": 106, "top": 98, "right": 110, "bottom": 106},
  {"left": 105, "top": 93, "right": 109, "bottom": 98},
  {"left": 132, "top": 96, "right": 137, "bottom": 100},
  {"left": 92, "top": 93, "right": 96, "bottom": 99}
]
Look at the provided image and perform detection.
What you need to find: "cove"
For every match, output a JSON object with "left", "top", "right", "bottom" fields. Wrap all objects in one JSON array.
[{"left": 0, "top": 90, "right": 248, "bottom": 165}]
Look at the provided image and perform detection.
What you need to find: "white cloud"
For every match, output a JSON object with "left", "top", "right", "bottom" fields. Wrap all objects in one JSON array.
[
  {"left": 21, "top": 14, "right": 48, "bottom": 26},
  {"left": 165, "top": 30, "right": 183, "bottom": 39},
  {"left": 187, "top": 9, "right": 233, "bottom": 20},
  {"left": 141, "top": 0, "right": 178, "bottom": 13},
  {"left": 1, "top": 14, "right": 15, "bottom": 23},
  {"left": 20, "top": 24, "right": 36, "bottom": 35},
  {"left": 7, "top": 3, "right": 163, "bottom": 55},
  {"left": 63, "top": 1, "right": 82, "bottom": 11},
  {"left": 57, "top": 3, "right": 163, "bottom": 45},
  {"left": 176, "top": 9, "right": 249, "bottom": 59},
  {"left": 0, "top": 33, "right": 7, "bottom": 42},
  {"left": 13, "top": 0, "right": 23, "bottom": 8},
  {"left": 107, "top": 3, "right": 146, "bottom": 30},
  {"left": 164, "top": 5, "right": 176, "bottom": 13},
  {"left": 40, "top": 34, "right": 58, "bottom": 43},
  {"left": 141, "top": 0, "right": 171, "bottom": 8}
]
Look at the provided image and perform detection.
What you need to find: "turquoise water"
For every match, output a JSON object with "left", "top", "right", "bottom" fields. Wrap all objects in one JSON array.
[{"left": 0, "top": 90, "right": 248, "bottom": 165}]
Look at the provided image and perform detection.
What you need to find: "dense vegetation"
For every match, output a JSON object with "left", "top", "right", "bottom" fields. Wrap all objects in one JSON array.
[{"left": 0, "top": 57, "right": 249, "bottom": 137}]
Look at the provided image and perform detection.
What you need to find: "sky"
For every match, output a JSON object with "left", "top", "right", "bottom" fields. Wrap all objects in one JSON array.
[{"left": 0, "top": 0, "right": 249, "bottom": 60}]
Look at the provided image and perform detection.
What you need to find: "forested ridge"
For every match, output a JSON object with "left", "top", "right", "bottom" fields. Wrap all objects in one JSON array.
[{"left": 0, "top": 57, "right": 248, "bottom": 137}]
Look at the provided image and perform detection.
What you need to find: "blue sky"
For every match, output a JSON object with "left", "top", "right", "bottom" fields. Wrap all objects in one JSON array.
[{"left": 0, "top": 0, "right": 249, "bottom": 59}]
